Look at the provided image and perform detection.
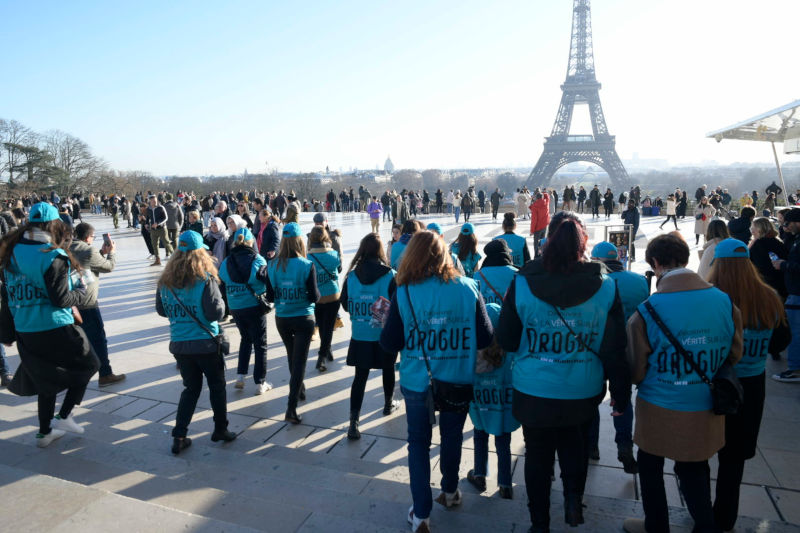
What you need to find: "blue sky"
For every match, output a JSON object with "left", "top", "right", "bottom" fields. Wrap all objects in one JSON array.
[{"left": 2, "top": 0, "right": 799, "bottom": 175}]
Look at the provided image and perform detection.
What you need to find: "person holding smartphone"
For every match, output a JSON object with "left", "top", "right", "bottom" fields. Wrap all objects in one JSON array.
[{"left": 70, "top": 223, "right": 125, "bottom": 386}]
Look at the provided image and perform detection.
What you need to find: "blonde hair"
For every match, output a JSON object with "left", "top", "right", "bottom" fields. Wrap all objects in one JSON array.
[
  {"left": 158, "top": 249, "right": 219, "bottom": 290},
  {"left": 750, "top": 217, "right": 778, "bottom": 241},
  {"left": 709, "top": 256, "right": 785, "bottom": 330},
  {"left": 396, "top": 231, "right": 458, "bottom": 285}
]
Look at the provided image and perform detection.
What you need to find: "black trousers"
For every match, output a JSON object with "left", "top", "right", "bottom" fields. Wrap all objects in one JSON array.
[
  {"left": 349, "top": 362, "right": 395, "bottom": 415},
  {"left": 314, "top": 301, "right": 340, "bottom": 360},
  {"left": 232, "top": 307, "right": 267, "bottom": 384},
  {"left": 173, "top": 351, "right": 228, "bottom": 438},
  {"left": 276, "top": 315, "right": 315, "bottom": 410},
  {"left": 522, "top": 419, "right": 591, "bottom": 528},
  {"left": 591, "top": 204, "right": 600, "bottom": 217},
  {"left": 638, "top": 449, "right": 719, "bottom": 533},
  {"left": 491, "top": 205, "right": 499, "bottom": 219},
  {"left": 714, "top": 373, "right": 765, "bottom": 530},
  {"left": 660, "top": 215, "right": 678, "bottom": 229},
  {"left": 38, "top": 386, "right": 86, "bottom": 434}
]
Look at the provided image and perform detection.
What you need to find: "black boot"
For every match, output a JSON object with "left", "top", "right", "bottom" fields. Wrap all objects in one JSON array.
[
  {"left": 564, "top": 493, "right": 584, "bottom": 527},
  {"left": 211, "top": 429, "right": 237, "bottom": 442},
  {"left": 618, "top": 446, "right": 639, "bottom": 474},
  {"left": 347, "top": 413, "right": 360, "bottom": 440},
  {"left": 285, "top": 408, "right": 302, "bottom": 425},
  {"left": 316, "top": 355, "right": 327, "bottom": 372},
  {"left": 383, "top": 399, "right": 400, "bottom": 416}
]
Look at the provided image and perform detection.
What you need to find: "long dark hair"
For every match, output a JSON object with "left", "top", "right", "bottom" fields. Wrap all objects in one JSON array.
[
  {"left": 0, "top": 219, "right": 78, "bottom": 272},
  {"left": 453, "top": 232, "right": 477, "bottom": 261},
  {"left": 347, "top": 233, "right": 387, "bottom": 274},
  {"left": 541, "top": 212, "right": 587, "bottom": 273}
]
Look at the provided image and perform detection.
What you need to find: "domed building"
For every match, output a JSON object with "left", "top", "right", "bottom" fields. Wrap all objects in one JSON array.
[{"left": 384, "top": 155, "right": 395, "bottom": 175}]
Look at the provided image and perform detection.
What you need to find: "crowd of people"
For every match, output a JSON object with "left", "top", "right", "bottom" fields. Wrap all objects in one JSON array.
[{"left": 1, "top": 178, "right": 799, "bottom": 533}]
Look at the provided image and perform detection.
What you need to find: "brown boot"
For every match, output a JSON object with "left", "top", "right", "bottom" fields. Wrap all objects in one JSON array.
[{"left": 150, "top": 259, "right": 162, "bottom": 266}]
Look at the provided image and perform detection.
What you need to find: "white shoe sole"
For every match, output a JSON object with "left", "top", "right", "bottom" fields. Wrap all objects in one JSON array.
[{"left": 36, "top": 429, "right": 66, "bottom": 448}]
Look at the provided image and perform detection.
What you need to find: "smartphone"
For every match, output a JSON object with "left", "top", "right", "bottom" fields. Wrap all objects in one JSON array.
[
  {"left": 768, "top": 252, "right": 779, "bottom": 261},
  {"left": 102, "top": 233, "right": 112, "bottom": 247}
]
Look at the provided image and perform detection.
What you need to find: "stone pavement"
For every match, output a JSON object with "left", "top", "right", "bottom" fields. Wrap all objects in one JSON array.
[{"left": 0, "top": 209, "right": 799, "bottom": 532}]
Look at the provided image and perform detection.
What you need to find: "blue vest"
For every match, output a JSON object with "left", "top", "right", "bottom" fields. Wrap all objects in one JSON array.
[
  {"left": 607, "top": 270, "right": 650, "bottom": 321},
  {"left": 268, "top": 257, "right": 315, "bottom": 317},
  {"left": 346, "top": 269, "right": 395, "bottom": 341},
  {"left": 475, "top": 265, "right": 517, "bottom": 306},
  {"left": 5, "top": 243, "right": 74, "bottom": 332},
  {"left": 469, "top": 356, "right": 520, "bottom": 435},
  {"left": 397, "top": 276, "right": 480, "bottom": 392},
  {"left": 493, "top": 233, "right": 527, "bottom": 267},
  {"left": 159, "top": 278, "right": 220, "bottom": 342},
  {"left": 218, "top": 254, "right": 267, "bottom": 310},
  {"left": 450, "top": 243, "right": 481, "bottom": 278},
  {"left": 390, "top": 241, "right": 407, "bottom": 270},
  {"left": 511, "top": 276, "right": 616, "bottom": 400},
  {"left": 309, "top": 250, "right": 341, "bottom": 298},
  {"left": 637, "top": 289, "right": 734, "bottom": 412},
  {"left": 737, "top": 327, "right": 773, "bottom": 378}
]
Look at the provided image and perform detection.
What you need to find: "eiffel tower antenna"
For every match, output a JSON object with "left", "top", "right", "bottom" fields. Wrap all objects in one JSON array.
[{"left": 527, "top": 0, "right": 628, "bottom": 188}]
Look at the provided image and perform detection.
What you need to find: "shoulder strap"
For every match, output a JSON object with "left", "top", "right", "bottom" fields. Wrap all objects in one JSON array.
[
  {"left": 310, "top": 253, "right": 336, "bottom": 279},
  {"left": 478, "top": 270, "right": 504, "bottom": 301},
  {"left": 166, "top": 286, "right": 217, "bottom": 341},
  {"left": 404, "top": 285, "right": 433, "bottom": 380},
  {"left": 643, "top": 300, "right": 712, "bottom": 386},
  {"left": 550, "top": 304, "right": 601, "bottom": 359}
]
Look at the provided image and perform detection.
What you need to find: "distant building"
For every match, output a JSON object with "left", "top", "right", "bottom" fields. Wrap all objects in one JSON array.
[{"left": 384, "top": 155, "right": 395, "bottom": 174}]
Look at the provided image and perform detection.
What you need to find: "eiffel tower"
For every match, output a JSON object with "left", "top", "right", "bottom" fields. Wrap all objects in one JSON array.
[{"left": 527, "top": 0, "right": 628, "bottom": 188}]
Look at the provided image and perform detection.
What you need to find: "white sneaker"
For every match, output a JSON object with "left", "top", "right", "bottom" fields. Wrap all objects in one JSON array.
[
  {"left": 235, "top": 375, "right": 246, "bottom": 389},
  {"left": 407, "top": 505, "right": 431, "bottom": 533},
  {"left": 52, "top": 415, "right": 84, "bottom": 434},
  {"left": 434, "top": 489, "right": 462, "bottom": 508},
  {"left": 255, "top": 382, "right": 273, "bottom": 395},
  {"left": 36, "top": 429, "right": 66, "bottom": 448}
]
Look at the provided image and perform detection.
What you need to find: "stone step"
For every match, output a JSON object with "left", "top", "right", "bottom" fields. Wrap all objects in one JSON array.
[
  {"left": 1, "top": 407, "right": 796, "bottom": 532},
  {"left": 0, "top": 462, "right": 258, "bottom": 532}
]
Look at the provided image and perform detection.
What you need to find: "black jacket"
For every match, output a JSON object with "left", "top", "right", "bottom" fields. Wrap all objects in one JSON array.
[{"left": 727, "top": 216, "right": 753, "bottom": 244}]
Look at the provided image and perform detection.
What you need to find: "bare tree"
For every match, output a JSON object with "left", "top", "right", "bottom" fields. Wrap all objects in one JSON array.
[
  {"left": 42, "top": 130, "right": 106, "bottom": 195},
  {"left": 0, "top": 119, "right": 36, "bottom": 185}
]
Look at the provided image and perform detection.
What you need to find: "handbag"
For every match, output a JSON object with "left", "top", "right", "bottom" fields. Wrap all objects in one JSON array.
[
  {"left": 404, "top": 285, "right": 473, "bottom": 419},
  {"left": 167, "top": 286, "right": 230, "bottom": 356},
  {"left": 643, "top": 301, "right": 743, "bottom": 415},
  {"left": 247, "top": 286, "right": 273, "bottom": 315}
]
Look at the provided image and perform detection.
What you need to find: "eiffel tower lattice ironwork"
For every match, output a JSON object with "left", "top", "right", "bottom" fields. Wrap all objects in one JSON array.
[{"left": 527, "top": 0, "right": 628, "bottom": 188}]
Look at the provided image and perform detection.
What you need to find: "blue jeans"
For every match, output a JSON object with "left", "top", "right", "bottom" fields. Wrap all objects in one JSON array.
[
  {"left": 79, "top": 307, "right": 112, "bottom": 377},
  {"left": 402, "top": 386, "right": 468, "bottom": 520},
  {"left": 589, "top": 402, "right": 634, "bottom": 450},
  {"left": 454, "top": 206, "right": 461, "bottom": 223},
  {"left": 473, "top": 429, "right": 512, "bottom": 487},
  {"left": 231, "top": 307, "right": 267, "bottom": 384},
  {"left": 786, "top": 295, "right": 800, "bottom": 370}
]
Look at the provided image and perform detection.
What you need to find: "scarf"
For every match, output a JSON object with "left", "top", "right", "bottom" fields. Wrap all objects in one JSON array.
[{"left": 208, "top": 217, "right": 229, "bottom": 265}]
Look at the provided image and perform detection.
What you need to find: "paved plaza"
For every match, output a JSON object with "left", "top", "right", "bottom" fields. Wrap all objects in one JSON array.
[{"left": 0, "top": 209, "right": 799, "bottom": 532}]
